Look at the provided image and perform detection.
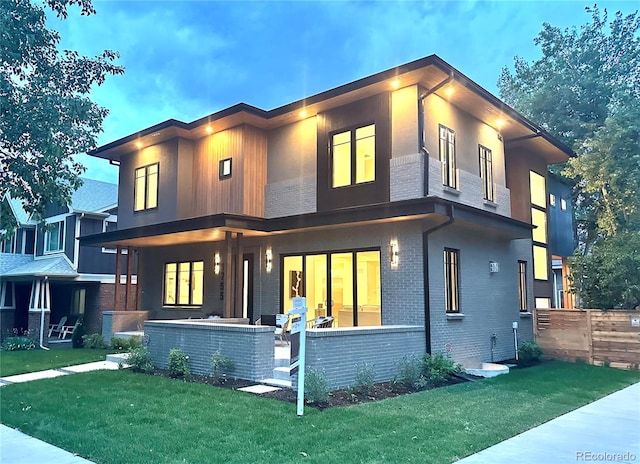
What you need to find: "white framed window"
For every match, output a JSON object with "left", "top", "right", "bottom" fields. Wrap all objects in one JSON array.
[
  {"left": 134, "top": 163, "right": 159, "bottom": 211},
  {"left": 439, "top": 125, "right": 457, "bottom": 189},
  {"left": 549, "top": 193, "right": 556, "bottom": 206},
  {"left": 44, "top": 221, "right": 64, "bottom": 253}
]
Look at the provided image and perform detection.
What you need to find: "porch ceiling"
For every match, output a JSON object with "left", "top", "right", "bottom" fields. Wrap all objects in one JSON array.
[{"left": 79, "top": 197, "right": 532, "bottom": 248}]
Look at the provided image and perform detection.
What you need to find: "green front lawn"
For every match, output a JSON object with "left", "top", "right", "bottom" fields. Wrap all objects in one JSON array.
[
  {"left": 1, "top": 361, "right": 638, "bottom": 464},
  {"left": 0, "top": 349, "right": 114, "bottom": 377}
]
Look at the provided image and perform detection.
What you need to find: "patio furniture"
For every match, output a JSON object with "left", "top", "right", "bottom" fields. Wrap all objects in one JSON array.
[
  {"left": 274, "top": 313, "right": 290, "bottom": 344},
  {"left": 59, "top": 319, "right": 80, "bottom": 339},
  {"left": 48, "top": 316, "right": 67, "bottom": 338},
  {"left": 311, "top": 316, "right": 334, "bottom": 329}
]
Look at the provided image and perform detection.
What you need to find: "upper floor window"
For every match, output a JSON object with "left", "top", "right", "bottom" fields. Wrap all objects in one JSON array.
[
  {"left": 164, "top": 261, "right": 204, "bottom": 306},
  {"left": 529, "top": 171, "right": 546, "bottom": 208},
  {"left": 479, "top": 145, "right": 494, "bottom": 202},
  {"left": 1, "top": 234, "right": 16, "bottom": 253},
  {"left": 331, "top": 124, "right": 375, "bottom": 188},
  {"left": 439, "top": 125, "right": 457, "bottom": 189},
  {"left": 444, "top": 248, "right": 460, "bottom": 313},
  {"left": 560, "top": 198, "right": 567, "bottom": 211},
  {"left": 518, "top": 261, "right": 528, "bottom": 312},
  {"left": 549, "top": 193, "right": 556, "bottom": 206},
  {"left": 45, "top": 221, "right": 64, "bottom": 253},
  {"left": 134, "top": 163, "right": 158, "bottom": 211}
]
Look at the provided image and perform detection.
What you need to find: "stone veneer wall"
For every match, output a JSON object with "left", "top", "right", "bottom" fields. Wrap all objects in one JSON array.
[
  {"left": 102, "top": 311, "right": 149, "bottom": 342},
  {"left": 144, "top": 320, "right": 274, "bottom": 382},
  {"left": 296, "top": 326, "right": 426, "bottom": 390}
]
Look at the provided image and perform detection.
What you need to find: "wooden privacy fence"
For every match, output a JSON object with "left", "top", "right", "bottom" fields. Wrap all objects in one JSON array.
[{"left": 534, "top": 309, "right": 640, "bottom": 369}]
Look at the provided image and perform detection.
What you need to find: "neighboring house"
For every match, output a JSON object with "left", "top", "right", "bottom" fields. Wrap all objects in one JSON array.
[
  {"left": 0, "top": 179, "right": 132, "bottom": 343},
  {"left": 81, "top": 55, "right": 573, "bottom": 368},
  {"left": 548, "top": 173, "right": 577, "bottom": 309}
]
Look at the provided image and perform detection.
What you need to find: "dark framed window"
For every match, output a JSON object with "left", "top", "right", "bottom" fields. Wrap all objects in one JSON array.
[
  {"left": 479, "top": 145, "right": 494, "bottom": 201},
  {"left": 439, "top": 125, "right": 457, "bottom": 189},
  {"left": 44, "top": 221, "right": 64, "bottom": 253},
  {"left": 444, "top": 248, "right": 460, "bottom": 312},
  {"left": 518, "top": 260, "right": 528, "bottom": 311},
  {"left": 331, "top": 123, "right": 375, "bottom": 188},
  {"left": 219, "top": 158, "right": 232, "bottom": 179},
  {"left": 134, "top": 163, "right": 158, "bottom": 212},
  {"left": 163, "top": 261, "right": 204, "bottom": 306}
]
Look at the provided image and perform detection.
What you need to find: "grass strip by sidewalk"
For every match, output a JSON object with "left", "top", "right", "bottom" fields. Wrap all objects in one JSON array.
[
  {"left": 0, "top": 349, "right": 115, "bottom": 377},
  {"left": 1, "top": 361, "right": 638, "bottom": 464}
]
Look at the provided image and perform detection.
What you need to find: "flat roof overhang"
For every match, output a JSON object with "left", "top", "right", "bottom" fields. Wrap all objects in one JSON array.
[
  {"left": 79, "top": 197, "right": 533, "bottom": 249},
  {"left": 89, "top": 55, "right": 574, "bottom": 165}
]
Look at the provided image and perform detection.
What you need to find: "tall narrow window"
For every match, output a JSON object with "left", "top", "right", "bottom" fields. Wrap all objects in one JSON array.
[
  {"left": 444, "top": 248, "right": 460, "bottom": 312},
  {"left": 439, "top": 125, "right": 457, "bottom": 188},
  {"left": 163, "top": 261, "right": 204, "bottom": 306},
  {"left": 518, "top": 261, "right": 528, "bottom": 312},
  {"left": 331, "top": 124, "right": 375, "bottom": 188},
  {"left": 530, "top": 170, "right": 548, "bottom": 281},
  {"left": 479, "top": 145, "right": 494, "bottom": 201},
  {"left": 134, "top": 163, "right": 159, "bottom": 211},
  {"left": 44, "top": 221, "right": 64, "bottom": 253}
]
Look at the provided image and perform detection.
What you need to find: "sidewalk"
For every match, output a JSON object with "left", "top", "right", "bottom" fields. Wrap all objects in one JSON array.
[{"left": 457, "top": 382, "right": 640, "bottom": 464}]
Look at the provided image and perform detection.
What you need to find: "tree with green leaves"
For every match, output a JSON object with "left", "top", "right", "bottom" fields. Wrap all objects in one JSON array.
[
  {"left": 0, "top": 0, "right": 124, "bottom": 231},
  {"left": 498, "top": 5, "right": 640, "bottom": 308}
]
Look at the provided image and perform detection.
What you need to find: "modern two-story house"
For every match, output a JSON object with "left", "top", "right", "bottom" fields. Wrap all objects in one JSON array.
[
  {"left": 81, "top": 55, "right": 573, "bottom": 368},
  {"left": 0, "top": 179, "right": 132, "bottom": 344}
]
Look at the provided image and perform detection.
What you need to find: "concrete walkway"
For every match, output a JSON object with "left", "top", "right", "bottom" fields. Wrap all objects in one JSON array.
[
  {"left": 457, "top": 382, "right": 640, "bottom": 464},
  {"left": 1, "top": 357, "right": 638, "bottom": 464}
]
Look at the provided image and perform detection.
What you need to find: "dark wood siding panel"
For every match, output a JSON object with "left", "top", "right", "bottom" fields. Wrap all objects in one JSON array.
[
  {"left": 317, "top": 93, "right": 391, "bottom": 211},
  {"left": 241, "top": 125, "right": 267, "bottom": 217},
  {"left": 65, "top": 215, "right": 76, "bottom": 263}
]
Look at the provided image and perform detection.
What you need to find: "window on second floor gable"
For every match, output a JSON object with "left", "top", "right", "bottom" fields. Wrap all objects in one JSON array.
[
  {"left": 45, "top": 221, "right": 64, "bottom": 253},
  {"left": 479, "top": 145, "right": 494, "bottom": 202},
  {"left": 439, "top": 125, "right": 457, "bottom": 189},
  {"left": 134, "top": 163, "right": 158, "bottom": 212},
  {"left": 331, "top": 124, "right": 375, "bottom": 188}
]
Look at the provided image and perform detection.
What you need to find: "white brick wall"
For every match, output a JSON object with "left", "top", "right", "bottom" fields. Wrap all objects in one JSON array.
[
  {"left": 264, "top": 176, "right": 316, "bottom": 218},
  {"left": 390, "top": 152, "right": 424, "bottom": 201}
]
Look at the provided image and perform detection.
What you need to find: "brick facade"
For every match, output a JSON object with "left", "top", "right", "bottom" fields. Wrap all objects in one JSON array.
[{"left": 27, "top": 310, "right": 50, "bottom": 347}]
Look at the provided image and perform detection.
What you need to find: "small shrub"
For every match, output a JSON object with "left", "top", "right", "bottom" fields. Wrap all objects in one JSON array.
[
  {"left": 111, "top": 336, "right": 142, "bottom": 351},
  {"left": 168, "top": 348, "right": 190, "bottom": 380},
  {"left": 2, "top": 336, "right": 36, "bottom": 351},
  {"left": 602, "top": 358, "right": 611, "bottom": 368},
  {"left": 211, "top": 351, "right": 234, "bottom": 383},
  {"left": 82, "top": 333, "right": 107, "bottom": 349},
  {"left": 517, "top": 340, "right": 543, "bottom": 366},
  {"left": 353, "top": 362, "right": 376, "bottom": 395},
  {"left": 423, "top": 352, "right": 463, "bottom": 387},
  {"left": 304, "top": 367, "right": 330, "bottom": 404},
  {"left": 395, "top": 354, "right": 428, "bottom": 391},
  {"left": 126, "top": 346, "right": 154, "bottom": 373}
]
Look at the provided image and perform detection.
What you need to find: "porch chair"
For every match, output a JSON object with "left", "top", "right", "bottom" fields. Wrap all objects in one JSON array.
[
  {"left": 274, "top": 313, "right": 290, "bottom": 345},
  {"left": 48, "top": 316, "right": 67, "bottom": 338},
  {"left": 59, "top": 319, "right": 80, "bottom": 339},
  {"left": 312, "top": 316, "right": 334, "bottom": 329}
]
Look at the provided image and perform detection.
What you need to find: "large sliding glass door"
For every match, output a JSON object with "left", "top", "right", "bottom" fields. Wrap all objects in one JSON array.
[{"left": 282, "top": 249, "right": 381, "bottom": 327}]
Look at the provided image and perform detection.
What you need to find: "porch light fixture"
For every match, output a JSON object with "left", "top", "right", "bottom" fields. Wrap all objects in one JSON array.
[
  {"left": 390, "top": 78, "right": 400, "bottom": 89},
  {"left": 299, "top": 109, "right": 307, "bottom": 118},
  {"left": 214, "top": 252, "right": 222, "bottom": 275},
  {"left": 206, "top": 126, "right": 213, "bottom": 134},
  {"left": 495, "top": 118, "right": 505, "bottom": 129},
  {"left": 390, "top": 239, "right": 399, "bottom": 267},
  {"left": 445, "top": 86, "right": 454, "bottom": 97},
  {"left": 265, "top": 247, "right": 273, "bottom": 273},
  {"left": 135, "top": 141, "right": 143, "bottom": 149}
]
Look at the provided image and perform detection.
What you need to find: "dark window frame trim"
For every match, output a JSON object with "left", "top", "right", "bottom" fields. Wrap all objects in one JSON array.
[
  {"left": 518, "top": 260, "right": 528, "bottom": 312},
  {"left": 219, "top": 158, "right": 232, "bottom": 180},
  {"left": 329, "top": 121, "right": 376, "bottom": 189},
  {"left": 478, "top": 144, "right": 494, "bottom": 202},
  {"left": 134, "top": 162, "right": 159, "bottom": 213},
  {"left": 439, "top": 124, "right": 457, "bottom": 189},
  {"left": 162, "top": 260, "right": 205, "bottom": 307},
  {"left": 444, "top": 247, "right": 460, "bottom": 313}
]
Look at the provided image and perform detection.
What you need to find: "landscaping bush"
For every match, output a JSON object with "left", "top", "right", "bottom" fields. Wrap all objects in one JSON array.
[
  {"left": 210, "top": 351, "right": 234, "bottom": 383},
  {"left": 304, "top": 367, "right": 330, "bottom": 404},
  {"left": 518, "top": 340, "right": 543, "bottom": 366},
  {"left": 394, "top": 354, "right": 428, "bottom": 391},
  {"left": 1, "top": 336, "right": 36, "bottom": 351},
  {"left": 423, "top": 352, "right": 463, "bottom": 387},
  {"left": 168, "top": 348, "right": 190, "bottom": 380},
  {"left": 82, "top": 333, "right": 107, "bottom": 349},
  {"left": 110, "top": 336, "right": 142, "bottom": 351},
  {"left": 126, "top": 346, "right": 154, "bottom": 373},
  {"left": 353, "top": 362, "right": 376, "bottom": 395}
]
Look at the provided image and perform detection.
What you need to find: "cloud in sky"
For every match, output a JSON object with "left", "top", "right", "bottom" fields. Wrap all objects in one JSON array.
[{"left": 46, "top": 0, "right": 636, "bottom": 183}]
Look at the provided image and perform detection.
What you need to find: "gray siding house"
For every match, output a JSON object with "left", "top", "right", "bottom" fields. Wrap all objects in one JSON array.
[{"left": 81, "top": 55, "right": 573, "bottom": 379}]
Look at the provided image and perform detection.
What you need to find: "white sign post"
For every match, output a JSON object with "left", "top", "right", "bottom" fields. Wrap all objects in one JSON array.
[{"left": 289, "top": 297, "right": 307, "bottom": 416}]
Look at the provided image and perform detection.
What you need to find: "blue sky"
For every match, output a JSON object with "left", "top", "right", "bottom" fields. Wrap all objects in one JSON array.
[{"left": 48, "top": 0, "right": 637, "bottom": 183}]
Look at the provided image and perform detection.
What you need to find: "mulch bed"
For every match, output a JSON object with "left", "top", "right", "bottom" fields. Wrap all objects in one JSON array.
[{"left": 150, "top": 368, "right": 468, "bottom": 409}]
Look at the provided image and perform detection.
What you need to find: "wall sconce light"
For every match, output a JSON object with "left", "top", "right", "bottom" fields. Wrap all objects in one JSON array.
[
  {"left": 214, "top": 252, "right": 222, "bottom": 275},
  {"left": 265, "top": 247, "right": 273, "bottom": 273},
  {"left": 390, "top": 239, "right": 399, "bottom": 267}
]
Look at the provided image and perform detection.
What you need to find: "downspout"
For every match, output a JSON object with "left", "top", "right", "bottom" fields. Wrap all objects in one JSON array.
[
  {"left": 418, "top": 73, "right": 454, "bottom": 197},
  {"left": 422, "top": 204, "right": 455, "bottom": 354},
  {"left": 39, "top": 277, "right": 50, "bottom": 350}
]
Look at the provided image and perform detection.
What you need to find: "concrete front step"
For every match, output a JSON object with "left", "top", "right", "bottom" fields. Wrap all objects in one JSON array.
[
  {"left": 274, "top": 357, "right": 290, "bottom": 368},
  {"left": 106, "top": 353, "right": 129, "bottom": 364},
  {"left": 262, "top": 378, "right": 292, "bottom": 388},
  {"left": 273, "top": 366, "right": 291, "bottom": 381}
]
